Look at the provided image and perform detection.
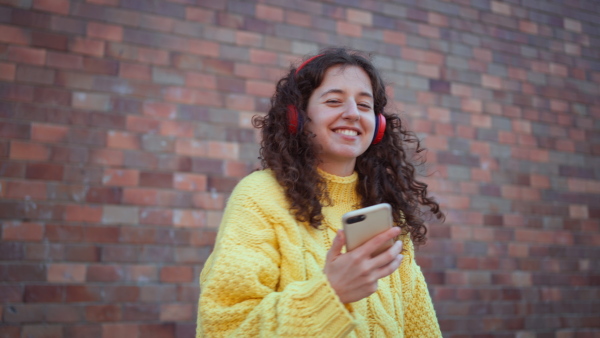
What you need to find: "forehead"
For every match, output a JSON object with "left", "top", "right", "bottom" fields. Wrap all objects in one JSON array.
[{"left": 317, "top": 65, "right": 373, "bottom": 94}]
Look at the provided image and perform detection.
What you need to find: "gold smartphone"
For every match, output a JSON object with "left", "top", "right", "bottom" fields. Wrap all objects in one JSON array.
[{"left": 342, "top": 203, "right": 394, "bottom": 257}]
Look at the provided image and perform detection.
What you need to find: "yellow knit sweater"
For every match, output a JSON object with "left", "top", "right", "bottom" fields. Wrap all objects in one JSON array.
[{"left": 197, "top": 169, "right": 441, "bottom": 337}]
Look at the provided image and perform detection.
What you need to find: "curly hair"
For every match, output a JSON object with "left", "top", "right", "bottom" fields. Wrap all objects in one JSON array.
[{"left": 252, "top": 48, "right": 444, "bottom": 246}]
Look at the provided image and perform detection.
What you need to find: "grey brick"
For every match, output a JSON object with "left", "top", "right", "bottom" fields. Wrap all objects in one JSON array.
[
  {"left": 152, "top": 67, "right": 184, "bottom": 86},
  {"left": 470, "top": 196, "right": 512, "bottom": 212},
  {"left": 491, "top": 116, "right": 512, "bottom": 131},
  {"left": 446, "top": 165, "right": 471, "bottom": 181}
]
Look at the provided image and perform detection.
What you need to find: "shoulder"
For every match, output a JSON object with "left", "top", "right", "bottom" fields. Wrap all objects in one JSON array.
[
  {"left": 230, "top": 169, "right": 283, "bottom": 199},
  {"left": 226, "top": 169, "right": 289, "bottom": 214}
]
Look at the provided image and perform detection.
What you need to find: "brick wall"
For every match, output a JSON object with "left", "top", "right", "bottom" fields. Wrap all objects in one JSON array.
[{"left": 0, "top": 0, "right": 598, "bottom": 337}]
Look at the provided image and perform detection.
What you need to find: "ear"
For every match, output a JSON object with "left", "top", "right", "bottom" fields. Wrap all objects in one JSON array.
[{"left": 371, "top": 114, "right": 386, "bottom": 144}]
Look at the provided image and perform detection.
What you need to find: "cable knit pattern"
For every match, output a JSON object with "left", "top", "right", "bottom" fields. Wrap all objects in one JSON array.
[{"left": 197, "top": 169, "right": 442, "bottom": 337}]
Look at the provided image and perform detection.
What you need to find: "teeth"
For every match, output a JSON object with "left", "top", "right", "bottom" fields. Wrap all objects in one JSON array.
[{"left": 335, "top": 129, "right": 358, "bottom": 136}]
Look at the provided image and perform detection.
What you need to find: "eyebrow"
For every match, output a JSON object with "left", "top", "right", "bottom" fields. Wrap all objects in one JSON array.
[{"left": 319, "top": 89, "right": 373, "bottom": 99}]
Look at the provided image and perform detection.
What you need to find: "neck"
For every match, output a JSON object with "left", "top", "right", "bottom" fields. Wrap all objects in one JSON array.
[{"left": 317, "top": 160, "right": 356, "bottom": 177}]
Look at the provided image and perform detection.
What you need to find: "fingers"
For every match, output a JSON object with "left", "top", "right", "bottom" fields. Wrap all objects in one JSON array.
[
  {"left": 326, "top": 230, "right": 346, "bottom": 263},
  {"left": 354, "top": 226, "right": 401, "bottom": 258},
  {"left": 373, "top": 252, "right": 404, "bottom": 280},
  {"left": 370, "top": 240, "right": 403, "bottom": 268}
]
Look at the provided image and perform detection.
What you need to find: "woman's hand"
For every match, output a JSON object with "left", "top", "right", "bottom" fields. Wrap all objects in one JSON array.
[{"left": 324, "top": 227, "right": 404, "bottom": 304}]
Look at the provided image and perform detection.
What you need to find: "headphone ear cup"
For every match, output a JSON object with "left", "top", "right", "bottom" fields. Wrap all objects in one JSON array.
[
  {"left": 372, "top": 114, "right": 386, "bottom": 145},
  {"left": 287, "top": 105, "right": 304, "bottom": 134},
  {"left": 287, "top": 105, "right": 299, "bottom": 134}
]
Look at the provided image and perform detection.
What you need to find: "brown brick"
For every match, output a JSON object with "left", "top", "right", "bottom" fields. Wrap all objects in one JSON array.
[
  {"left": 65, "top": 285, "right": 103, "bottom": 303},
  {"left": 139, "top": 171, "right": 173, "bottom": 189},
  {"left": 122, "top": 303, "right": 160, "bottom": 321},
  {"left": 24, "top": 285, "right": 64, "bottom": 303},
  {"left": 25, "top": 163, "right": 64, "bottom": 181},
  {"left": 64, "top": 204, "right": 102, "bottom": 222},
  {"left": 138, "top": 323, "right": 175, "bottom": 338},
  {"left": 86, "top": 304, "right": 121, "bottom": 322},
  {"left": 101, "top": 323, "right": 139, "bottom": 338},
  {"left": 64, "top": 324, "right": 101, "bottom": 338},
  {"left": 31, "top": 30, "right": 68, "bottom": 51}
]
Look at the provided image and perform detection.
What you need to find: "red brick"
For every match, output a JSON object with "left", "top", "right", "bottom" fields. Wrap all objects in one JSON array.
[
  {"left": 173, "top": 173, "right": 207, "bottom": 191},
  {"left": 173, "top": 209, "right": 205, "bottom": 228},
  {"left": 2, "top": 221, "right": 44, "bottom": 241},
  {"left": 5, "top": 180, "right": 47, "bottom": 200},
  {"left": 256, "top": 4, "right": 283, "bottom": 22},
  {"left": 139, "top": 207, "right": 173, "bottom": 226},
  {"left": 86, "top": 304, "right": 121, "bottom": 322},
  {"left": 89, "top": 148, "right": 124, "bottom": 166},
  {"left": 126, "top": 265, "right": 157, "bottom": 283},
  {"left": 69, "top": 37, "right": 104, "bottom": 57},
  {"left": 102, "top": 168, "right": 139, "bottom": 186},
  {"left": 46, "top": 224, "right": 84, "bottom": 242},
  {"left": 106, "top": 131, "right": 140, "bottom": 150},
  {"left": 187, "top": 40, "right": 220, "bottom": 57},
  {"left": 336, "top": 21, "right": 362, "bottom": 37},
  {"left": 47, "top": 263, "right": 86, "bottom": 283},
  {"left": 122, "top": 303, "right": 160, "bottom": 321},
  {"left": 186, "top": 7, "right": 213, "bottom": 22},
  {"left": 160, "top": 265, "right": 193, "bottom": 283},
  {"left": 160, "top": 303, "right": 193, "bottom": 322},
  {"left": 31, "top": 123, "right": 69, "bottom": 143},
  {"left": 160, "top": 121, "right": 194, "bottom": 138},
  {"left": 8, "top": 141, "right": 50, "bottom": 161},
  {"left": 0, "top": 24, "right": 31, "bottom": 45},
  {"left": 64, "top": 204, "right": 102, "bottom": 222},
  {"left": 7, "top": 46, "right": 46, "bottom": 65},
  {"left": 33, "top": 0, "right": 70, "bottom": 14},
  {"left": 87, "top": 22, "right": 123, "bottom": 41},
  {"left": 119, "top": 61, "right": 151, "bottom": 81}
]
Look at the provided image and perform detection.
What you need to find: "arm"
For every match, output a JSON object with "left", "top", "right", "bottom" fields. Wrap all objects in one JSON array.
[{"left": 197, "top": 196, "right": 356, "bottom": 337}]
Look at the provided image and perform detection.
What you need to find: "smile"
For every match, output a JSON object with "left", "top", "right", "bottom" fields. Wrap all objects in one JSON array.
[{"left": 334, "top": 129, "right": 359, "bottom": 136}]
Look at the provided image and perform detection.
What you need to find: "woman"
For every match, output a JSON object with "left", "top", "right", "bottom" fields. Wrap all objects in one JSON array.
[{"left": 197, "top": 48, "right": 444, "bottom": 337}]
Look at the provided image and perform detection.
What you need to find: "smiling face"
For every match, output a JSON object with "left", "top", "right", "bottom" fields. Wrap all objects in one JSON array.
[{"left": 305, "top": 65, "right": 376, "bottom": 176}]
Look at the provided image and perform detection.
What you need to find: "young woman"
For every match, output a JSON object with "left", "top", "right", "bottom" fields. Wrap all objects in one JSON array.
[{"left": 196, "top": 48, "right": 444, "bottom": 337}]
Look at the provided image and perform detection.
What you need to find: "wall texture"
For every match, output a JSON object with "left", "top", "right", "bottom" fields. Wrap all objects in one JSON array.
[{"left": 0, "top": 0, "right": 599, "bottom": 337}]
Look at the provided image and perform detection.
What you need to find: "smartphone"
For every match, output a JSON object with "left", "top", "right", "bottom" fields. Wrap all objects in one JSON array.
[{"left": 342, "top": 203, "right": 394, "bottom": 257}]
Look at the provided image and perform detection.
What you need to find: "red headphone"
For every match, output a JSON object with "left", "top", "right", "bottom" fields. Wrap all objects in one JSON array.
[{"left": 287, "top": 55, "right": 386, "bottom": 145}]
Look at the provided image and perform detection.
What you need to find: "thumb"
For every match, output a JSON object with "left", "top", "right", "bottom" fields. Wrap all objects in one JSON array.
[{"left": 326, "top": 230, "right": 345, "bottom": 262}]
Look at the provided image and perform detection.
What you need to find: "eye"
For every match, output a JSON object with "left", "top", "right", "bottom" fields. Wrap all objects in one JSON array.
[
  {"left": 358, "top": 103, "right": 372, "bottom": 110},
  {"left": 325, "top": 99, "right": 342, "bottom": 105}
]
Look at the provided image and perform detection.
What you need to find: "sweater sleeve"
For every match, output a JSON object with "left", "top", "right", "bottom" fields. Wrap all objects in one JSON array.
[
  {"left": 196, "top": 188, "right": 356, "bottom": 337},
  {"left": 403, "top": 258, "right": 443, "bottom": 337}
]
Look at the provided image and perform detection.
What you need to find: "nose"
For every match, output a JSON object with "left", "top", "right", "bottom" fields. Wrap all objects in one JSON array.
[{"left": 341, "top": 100, "right": 360, "bottom": 122}]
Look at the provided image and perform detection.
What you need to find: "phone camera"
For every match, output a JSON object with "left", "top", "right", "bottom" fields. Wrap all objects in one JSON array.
[{"left": 347, "top": 215, "right": 366, "bottom": 224}]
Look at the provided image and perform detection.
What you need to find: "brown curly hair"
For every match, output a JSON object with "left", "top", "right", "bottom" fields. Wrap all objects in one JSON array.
[{"left": 252, "top": 48, "right": 444, "bottom": 246}]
